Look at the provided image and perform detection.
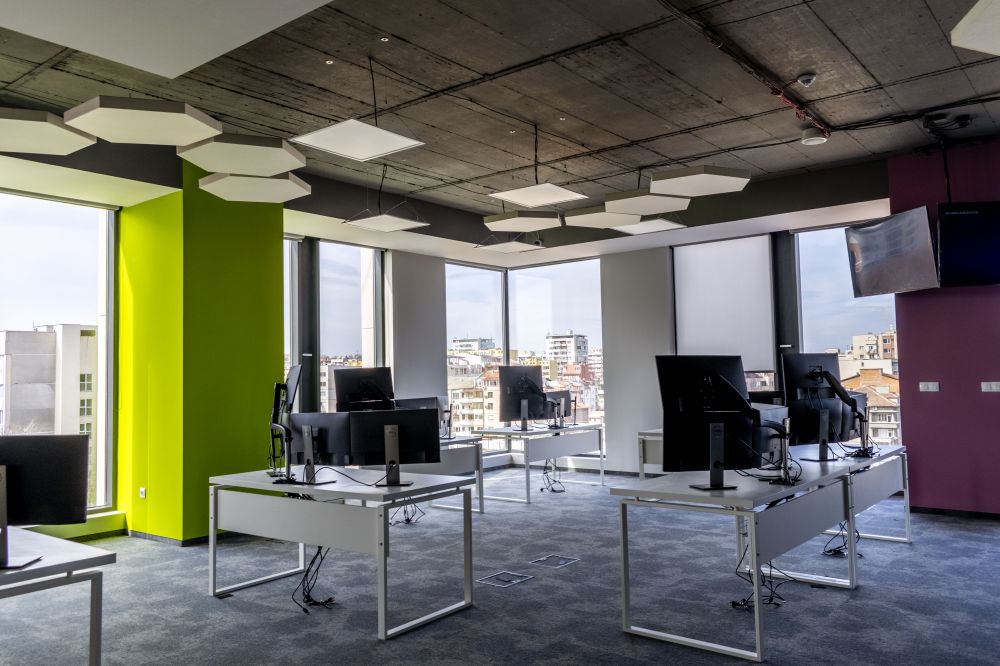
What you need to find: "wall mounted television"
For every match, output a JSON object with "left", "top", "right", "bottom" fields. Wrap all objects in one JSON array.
[
  {"left": 844, "top": 206, "right": 939, "bottom": 297},
  {"left": 938, "top": 202, "right": 1000, "bottom": 288}
]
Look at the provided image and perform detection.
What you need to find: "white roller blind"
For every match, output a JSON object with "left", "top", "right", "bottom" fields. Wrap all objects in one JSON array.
[{"left": 674, "top": 235, "right": 775, "bottom": 372}]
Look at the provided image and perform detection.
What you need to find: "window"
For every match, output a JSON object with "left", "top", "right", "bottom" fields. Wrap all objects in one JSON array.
[
  {"left": 282, "top": 238, "right": 297, "bottom": 381},
  {"left": 445, "top": 264, "right": 505, "bottom": 433},
  {"left": 797, "top": 227, "right": 901, "bottom": 444},
  {"left": 0, "top": 192, "right": 113, "bottom": 507},
  {"left": 319, "top": 241, "right": 379, "bottom": 412},
  {"left": 508, "top": 260, "right": 604, "bottom": 426}
]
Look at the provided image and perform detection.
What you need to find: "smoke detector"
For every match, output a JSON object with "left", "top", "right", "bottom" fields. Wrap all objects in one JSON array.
[{"left": 796, "top": 72, "right": 817, "bottom": 88}]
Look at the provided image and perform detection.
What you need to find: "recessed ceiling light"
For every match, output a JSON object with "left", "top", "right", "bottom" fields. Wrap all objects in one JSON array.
[
  {"left": 604, "top": 188, "right": 690, "bottom": 215},
  {"left": 199, "top": 172, "right": 311, "bottom": 203},
  {"left": 951, "top": 0, "right": 1000, "bottom": 56},
  {"left": 489, "top": 183, "right": 586, "bottom": 208},
  {"left": 0, "top": 108, "right": 96, "bottom": 155},
  {"left": 475, "top": 240, "right": 543, "bottom": 253},
  {"left": 380, "top": 37, "right": 389, "bottom": 42},
  {"left": 649, "top": 165, "right": 751, "bottom": 197},
  {"left": 800, "top": 127, "right": 828, "bottom": 146},
  {"left": 291, "top": 118, "right": 423, "bottom": 162},
  {"left": 559, "top": 117, "right": 567, "bottom": 121},
  {"left": 612, "top": 216, "right": 686, "bottom": 235},
  {"left": 63, "top": 96, "right": 222, "bottom": 145},
  {"left": 346, "top": 213, "right": 428, "bottom": 232},
  {"left": 325, "top": 59, "right": 334, "bottom": 64},
  {"left": 484, "top": 211, "right": 561, "bottom": 233},
  {"left": 508, "top": 130, "right": 516, "bottom": 134},
  {"left": 564, "top": 204, "right": 641, "bottom": 229},
  {"left": 178, "top": 134, "right": 306, "bottom": 177}
]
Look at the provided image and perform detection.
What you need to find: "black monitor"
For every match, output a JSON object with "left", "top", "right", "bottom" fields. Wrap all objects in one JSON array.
[
  {"left": 498, "top": 365, "right": 548, "bottom": 428},
  {"left": 394, "top": 396, "right": 449, "bottom": 435},
  {"left": 334, "top": 367, "right": 395, "bottom": 412},
  {"left": 1, "top": 435, "right": 89, "bottom": 569},
  {"left": 656, "top": 356, "right": 771, "bottom": 490},
  {"left": 288, "top": 412, "right": 351, "bottom": 466},
  {"left": 349, "top": 409, "right": 441, "bottom": 486},
  {"left": 781, "top": 353, "right": 866, "bottom": 459}
]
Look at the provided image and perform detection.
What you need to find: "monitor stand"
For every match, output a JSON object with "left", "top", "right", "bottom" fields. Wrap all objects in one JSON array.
[
  {"left": 298, "top": 426, "right": 336, "bottom": 486},
  {"left": 519, "top": 398, "right": 529, "bottom": 432},
  {"left": 799, "top": 409, "right": 832, "bottom": 462},
  {"left": 376, "top": 424, "right": 413, "bottom": 487},
  {"left": 0, "top": 467, "right": 41, "bottom": 570},
  {"left": 690, "top": 423, "right": 736, "bottom": 491}
]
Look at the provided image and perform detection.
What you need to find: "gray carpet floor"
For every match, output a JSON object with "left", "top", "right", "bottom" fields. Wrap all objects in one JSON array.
[{"left": 2, "top": 467, "right": 999, "bottom": 665}]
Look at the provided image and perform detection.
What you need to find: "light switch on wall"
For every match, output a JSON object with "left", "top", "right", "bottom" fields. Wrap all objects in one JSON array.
[
  {"left": 982, "top": 382, "right": 1000, "bottom": 393},
  {"left": 918, "top": 381, "right": 939, "bottom": 392}
]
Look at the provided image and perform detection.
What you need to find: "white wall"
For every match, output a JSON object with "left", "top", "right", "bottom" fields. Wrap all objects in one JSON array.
[
  {"left": 600, "top": 248, "right": 675, "bottom": 473},
  {"left": 385, "top": 250, "right": 447, "bottom": 399}
]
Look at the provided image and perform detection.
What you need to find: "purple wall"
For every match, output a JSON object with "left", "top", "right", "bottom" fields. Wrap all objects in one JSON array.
[{"left": 890, "top": 140, "right": 1000, "bottom": 513}]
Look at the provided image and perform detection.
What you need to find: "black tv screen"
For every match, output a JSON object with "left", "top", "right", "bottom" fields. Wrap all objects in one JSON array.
[
  {"left": 844, "top": 206, "right": 939, "bottom": 297},
  {"left": 938, "top": 202, "right": 1000, "bottom": 288}
]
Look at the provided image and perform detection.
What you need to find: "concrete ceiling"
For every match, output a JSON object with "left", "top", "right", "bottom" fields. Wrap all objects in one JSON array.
[{"left": 0, "top": 0, "right": 996, "bottom": 223}]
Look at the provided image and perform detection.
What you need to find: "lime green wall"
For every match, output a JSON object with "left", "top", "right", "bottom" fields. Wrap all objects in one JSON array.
[
  {"left": 117, "top": 191, "right": 185, "bottom": 540},
  {"left": 116, "top": 164, "right": 283, "bottom": 542}
]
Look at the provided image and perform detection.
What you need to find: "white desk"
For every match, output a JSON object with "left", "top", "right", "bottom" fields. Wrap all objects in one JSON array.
[
  {"left": 366, "top": 435, "right": 485, "bottom": 514},
  {"left": 611, "top": 445, "right": 908, "bottom": 662},
  {"left": 209, "top": 467, "right": 475, "bottom": 640},
  {"left": 636, "top": 427, "right": 662, "bottom": 480},
  {"left": 472, "top": 423, "right": 605, "bottom": 504},
  {"left": 0, "top": 528, "right": 115, "bottom": 665}
]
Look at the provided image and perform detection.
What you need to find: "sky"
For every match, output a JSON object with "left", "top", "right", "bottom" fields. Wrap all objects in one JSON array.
[
  {"left": 0, "top": 193, "right": 102, "bottom": 332},
  {"left": 317, "top": 242, "right": 366, "bottom": 356},
  {"left": 798, "top": 227, "right": 897, "bottom": 351}
]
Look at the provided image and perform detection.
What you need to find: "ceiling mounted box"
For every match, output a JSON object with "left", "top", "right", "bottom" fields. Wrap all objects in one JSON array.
[
  {"left": 291, "top": 119, "right": 423, "bottom": 162},
  {"left": 564, "top": 205, "right": 640, "bottom": 229},
  {"left": 650, "top": 165, "right": 751, "bottom": 197},
  {"left": 346, "top": 213, "right": 428, "bottom": 232},
  {"left": 612, "top": 216, "right": 686, "bottom": 235},
  {"left": 604, "top": 188, "right": 690, "bottom": 215},
  {"left": 488, "top": 183, "right": 586, "bottom": 208},
  {"left": 199, "top": 172, "right": 310, "bottom": 203},
  {"left": 475, "top": 240, "right": 543, "bottom": 253},
  {"left": 951, "top": 0, "right": 1000, "bottom": 56},
  {"left": 483, "top": 210, "right": 561, "bottom": 233},
  {"left": 178, "top": 134, "right": 306, "bottom": 177},
  {"left": 0, "top": 108, "right": 96, "bottom": 155},
  {"left": 64, "top": 96, "right": 222, "bottom": 145}
]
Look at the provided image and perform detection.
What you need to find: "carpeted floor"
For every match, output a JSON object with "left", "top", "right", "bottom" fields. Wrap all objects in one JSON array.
[{"left": 2, "top": 467, "right": 999, "bottom": 665}]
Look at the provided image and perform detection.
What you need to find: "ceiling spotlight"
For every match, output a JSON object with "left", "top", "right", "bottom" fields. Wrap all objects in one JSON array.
[
  {"left": 797, "top": 72, "right": 817, "bottom": 87},
  {"left": 325, "top": 59, "right": 334, "bottom": 65},
  {"left": 800, "top": 127, "right": 828, "bottom": 146},
  {"left": 379, "top": 36, "right": 390, "bottom": 42},
  {"left": 559, "top": 117, "right": 567, "bottom": 121},
  {"left": 508, "top": 129, "right": 516, "bottom": 134}
]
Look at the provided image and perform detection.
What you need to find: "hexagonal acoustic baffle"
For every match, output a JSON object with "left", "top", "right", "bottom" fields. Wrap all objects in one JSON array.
[
  {"left": 199, "top": 172, "right": 311, "bottom": 203},
  {"left": 563, "top": 205, "right": 640, "bottom": 229},
  {"left": 178, "top": 134, "right": 306, "bottom": 177},
  {"left": 0, "top": 108, "right": 96, "bottom": 155},
  {"left": 484, "top": 210, "right": 561, "bottom": 233},
  {"left": 649, "top": 165, "right": 751, "bottom": 197},
  {"left": 604, "top": 188, "right": 690, "bottom": 215},
  {"left": 64, "top": 96, "right": 222, "bottom": 146}
]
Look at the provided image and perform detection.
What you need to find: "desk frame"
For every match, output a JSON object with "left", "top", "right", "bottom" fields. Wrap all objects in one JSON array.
[
  {"left": 475, "top": 424, "right": 605, "bottom": 504},
  {"left": 209, "top": 478, "right": 474, "bottom": 640}
]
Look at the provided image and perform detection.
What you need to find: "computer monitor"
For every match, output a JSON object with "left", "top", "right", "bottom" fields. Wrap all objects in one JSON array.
[
  {"left": 656, "top": 356, "right": 771, "bottom": 490},
  {"left": 270, "top": 365, "right": 303, "bottom": 478},
  {"left": 349, "top": 409, "right": 441, "bottom": 486},
  {"left": 781, "top": 353, "right": 866, "bottom": 459},
  {"left": 498, "top": 365, "right": 548, "bottom": 428},
  {"left": 394, "top": 396, "right": 449, "bottom": 437},
  {"left": 545, "top": 390, "right": 573, "bottom": 418},
  {"left": 0, "top": 435, "right": 89, "bottom": 568},
  {"left": 288, "top": 412, "right": 352, "bottom": 466},
  {"left": 334, "top": 367, "right": 395, "bottom": 412}
]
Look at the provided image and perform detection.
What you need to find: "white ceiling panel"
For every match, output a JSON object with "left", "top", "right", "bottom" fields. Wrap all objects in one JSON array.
[{"left": 0, "top": 0, "right": 330, "bottom": 78}]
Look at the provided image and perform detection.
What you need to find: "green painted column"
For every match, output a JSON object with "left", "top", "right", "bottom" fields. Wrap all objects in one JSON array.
[{"left": 117, "top": 162, "right": 283, "bottom": 542}]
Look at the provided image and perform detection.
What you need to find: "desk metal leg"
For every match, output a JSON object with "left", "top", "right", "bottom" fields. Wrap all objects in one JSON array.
[
  {"left": 377, "top": 506, "right": 389, "bottom": 640},
  {"left": 599, "top": 427, "right": 605, "bottom": 486},
  {"left": 89, "top": 571, "right": 102, "bottom": 666},
  {"left": 463, "top": 489, "right": 474, "bottom": 604},
  {"left": 845, "top": 475, "right": 859, "bottom": 588},
  {"left": 823, "top": 453, "right": 913, "bottom": 544},
  {"left": 620, "top": 500, "right": 631, "bottom": 631},
  {"left": 638, "top": 436, "right": 645, "bottom": 481},
  {"left": 524, "top": 440, "right": 532, "bottom": 504}
]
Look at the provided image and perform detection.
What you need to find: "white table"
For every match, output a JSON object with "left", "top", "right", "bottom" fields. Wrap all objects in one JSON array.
[
  {"left": 636, "top": 427, "right": 663, "bottom": 480},
  {"left": 0, "top": 527, "right": 115, "bottom": 665},
  {"left": 472, "top": 423, "right": 605, "bottom": 504},
  {"left": 611, "top": 444, "right": 908, "bottom": 662},
  {"left": 209, "top": 467, "right": 475, "bottom": 640}
]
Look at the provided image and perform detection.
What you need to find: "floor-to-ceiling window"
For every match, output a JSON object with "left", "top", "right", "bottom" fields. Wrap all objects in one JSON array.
[
  {"left": 798, "top": 227, "right": 901, "bottom": 445},
  {"left": 508, "top": 259, "right": 604, "bottom": 425},
  {"left": 444, "top": 263, "right": 505, "bottom": 434},
  {"left": 318, "top": 241, "right": 379, "bottom": 412},
  {"left": 282, "top": 238, "right": 297, "bottom": 383},
  {"left": 0, "top": 192, "right": 113, "bottom": 508}
]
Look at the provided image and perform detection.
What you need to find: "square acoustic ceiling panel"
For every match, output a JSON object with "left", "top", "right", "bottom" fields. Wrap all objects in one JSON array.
[{"left": 0, "top": 0, "right": 331, "bottom": 78}]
